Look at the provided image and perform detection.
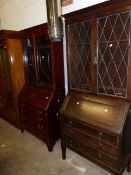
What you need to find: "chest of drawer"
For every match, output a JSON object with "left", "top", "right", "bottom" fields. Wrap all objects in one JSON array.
[
  {"left": 61, "top": 135, "right": 126, "bottom": 172},
  {"left": 60, "top": 116, "right": 119, "bottom": 147},
  {"left": 61, "top": 125, "right": 119, "bottom": 157}
]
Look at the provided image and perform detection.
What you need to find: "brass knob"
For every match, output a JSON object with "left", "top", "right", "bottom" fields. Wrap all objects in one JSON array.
[
  {"left": 44, "top": 113, "right": 47, "bottom": 117},
  {"left": 99, "top": 141, "right": 103, "bottom": 146},
  {"left": 37, "top": 117, "right": 43, "bottom": 121},
  {"left": 69, "top": 139, "right": 73, "bottom": 146},
  {"left": 37, "top": 110, "right": 42, "bottom": 115},
  {"left": 98, "top": 131, "right": 103, "bottom": 140},
  {"left": 98, "top": 152, "right": 102, "bottom": 159},
  {"left": 69, "top": 121, "right": 72, "bottom": 125},
  {"left": 38, "top": 125, "right": 44, "bottom": 129},
  {"left": 38, "top": 134, "right": 43, "bottom": 138}
]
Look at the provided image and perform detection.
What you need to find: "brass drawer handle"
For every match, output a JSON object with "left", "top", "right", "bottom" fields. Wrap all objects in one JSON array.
[
  {"left": 99, "top": 141, "right": 103, "bottom": 146},
  {"left": 38, "top": 134, "right": 43, "bottom": 138},
  {"left": 98, "top": 152, "right": 102, "bottom": 159},
  {"left": 38, "top": 125, "right": 44, "bottom": 129},
  {"left": 44, "top": 113, "right": 47, "bottom": 117},
  {"left": 98, "top": 131, "right": 103, "bottom": 140},
  {"left": 69, "top": 121, "right": 72, "bottom": 125},
  {"left": 37, "top": 117, "right": 43, "bottom": 121},
  {"left": 99, "top": 131, "right": 103, "bottom": 136},
  {"left": 20, "top": 109, "right": 26, "bottom": 113},
  {"left": 36, "top": 110, "right": 43, "bottom": 115},
  {"left": 69, "top": 139, "right": 73, "bottom": 146}
]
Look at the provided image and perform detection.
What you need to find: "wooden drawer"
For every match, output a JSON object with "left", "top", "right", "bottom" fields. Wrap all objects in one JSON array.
[
  {"left": 60, "top": 116, "right": 119, "bottom": 146},
  {"left": 19, "top": 102, "right": 49, "bottom": 131},
  {"left": 61, "top": 135, "right": 125, "bottom": 172},
  {"left": 61, "top": 125, "right": 119, "bottom": 157},
  {"left": 19, "top": 102, "right": 48, "bottom": 120}
]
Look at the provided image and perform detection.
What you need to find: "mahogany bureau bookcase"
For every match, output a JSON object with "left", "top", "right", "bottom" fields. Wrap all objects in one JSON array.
[
  {"left": 59, "top": 0, "right": 131, "bottom": 174},
  {"left": 18, "top": 24, "right": 65, "bottom": 151}
]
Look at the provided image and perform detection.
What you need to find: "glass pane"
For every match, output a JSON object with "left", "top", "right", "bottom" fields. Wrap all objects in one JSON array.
[
  {"left": 23, "top": 37, "right": 36, "bottom": 82},
  {"left": 36, "top": 35, "right": 52, "bottom": 85},
  {"left": 68, "top": 20, "right": 92, "bottom": 91},
  {"left": 97, "top": 11, "right": 130, "bottom": 97}
]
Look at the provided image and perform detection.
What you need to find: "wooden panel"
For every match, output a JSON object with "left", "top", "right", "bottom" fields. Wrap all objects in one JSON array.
[
  {"left": 60, "top": 93, "right": 129, "bottom": 134},
  {"left": 19, "top": 87, "right": 53, "bottom": 109},
  {"left": 0, "top": 56, "right": 7, "bottom": 105},
  {"left": 5, "top": 39, "right": 25, "bottom": 98}
]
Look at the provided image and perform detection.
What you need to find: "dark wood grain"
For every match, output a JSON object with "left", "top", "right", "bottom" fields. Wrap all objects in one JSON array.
[
  {"left": 18, "top": 24, "right": 65, "bottom": 151},
  {"left": 60, "top": 0, "right": 131, "bottom": 174},
  {"left": 0, "top": 31, "right": 25, "bottom": 128}
]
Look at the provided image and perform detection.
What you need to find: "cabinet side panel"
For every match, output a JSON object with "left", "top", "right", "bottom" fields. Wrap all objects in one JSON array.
[{"left": 5, "top": 39, "right": 25, "bottom": 98}]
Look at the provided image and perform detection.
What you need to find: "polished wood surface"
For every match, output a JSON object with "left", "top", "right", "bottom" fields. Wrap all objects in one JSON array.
[
  {"left": 60, "top": 0, "right": 131, "bottom": 174},
  {"left": 19, "top": 87, "right": 65, "bottom": 151},
  {"left": 60, "top": 93, "right": 130, "bottom": 175},
  {"left": 18, "top": 24, "right": 65, "bottom": 151},
  {"left": 0, "top": 31, "right": 25, "bottom": 128},
  {"left": 6, "top": 39, "right": 25, "bottom": 98}
]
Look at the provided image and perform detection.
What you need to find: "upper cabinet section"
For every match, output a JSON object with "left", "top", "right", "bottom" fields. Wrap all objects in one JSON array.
[
  {"left": 23, "top": 35, "right": 52, "bottom": 86},
  {"left": 21, "top": 24, "right": 64, "bottom": 90},
  {"left": 65, "top": 0, "right": 131, "bottom": 100},
  {"left": 36, "top": 35, "right": 52, "bottom": 85}
]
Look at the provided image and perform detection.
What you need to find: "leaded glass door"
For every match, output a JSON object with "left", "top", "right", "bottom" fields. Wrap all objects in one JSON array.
[
  {"left": 97, "top": 11, "right": 130, "bottom": 98},
  {"left": 67, "top": 20, "right": 92, "bottom": 92},
  {"left": 23, "top": 37, "right": 36, "bottom": 82},
  {"left": 36, "top": 35, "right": 52, "bottom": 85}
]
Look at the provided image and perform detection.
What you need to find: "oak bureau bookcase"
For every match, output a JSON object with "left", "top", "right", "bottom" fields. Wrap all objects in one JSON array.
[
  {"left": 18, "top": 24, "right": 65, "bottom": 151},
  {"left": 59, "top": 0, "right": 131, "bottom": 174}
]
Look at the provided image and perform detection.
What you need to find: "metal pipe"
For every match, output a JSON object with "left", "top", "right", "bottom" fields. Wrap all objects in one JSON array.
[{"left": 46, "top": 0, "right": 63, "bottom": 42}]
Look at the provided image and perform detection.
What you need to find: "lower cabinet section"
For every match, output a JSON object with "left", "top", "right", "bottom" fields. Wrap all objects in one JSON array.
[
  {"left": 60, "top": 92, "right": 130, "bottom": 175},
  {"left": 18, "top": 86, "right": 65, "bottom": 151}
]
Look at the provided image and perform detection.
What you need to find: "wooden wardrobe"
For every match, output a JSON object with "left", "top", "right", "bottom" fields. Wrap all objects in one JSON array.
[{"left": 0, "top": 30, "right": 25, "bottom": 128}]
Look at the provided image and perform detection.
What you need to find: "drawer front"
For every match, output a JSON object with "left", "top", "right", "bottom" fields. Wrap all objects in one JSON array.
[
  {"left": 61, "top": 125, "right": 119, "bottom": 157},
  {"left": 19, "top": 102, "right": 49, "bottom": 133},
  {"left": 61, "top": 116, "right": 118, "bottom": 146},
  {"left": 19, "top": 102, "right": 48, "bottom": 123},
  {"left": 61, "top": 135, "right": 123, "bottom": 171},
  {"left": 19, "top": 102, "right": 47, "bottom": 116}
]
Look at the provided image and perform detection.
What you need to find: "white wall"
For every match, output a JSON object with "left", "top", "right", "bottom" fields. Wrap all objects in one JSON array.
[
  {"left": 62, "top": 0, "right": 108, "bottom": 14},
  {"left": 0, "top": 0, "right": 47, "bottom": 30},
  {"left": 0, "top": 0, "right": 107, "bottom": 30}
]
